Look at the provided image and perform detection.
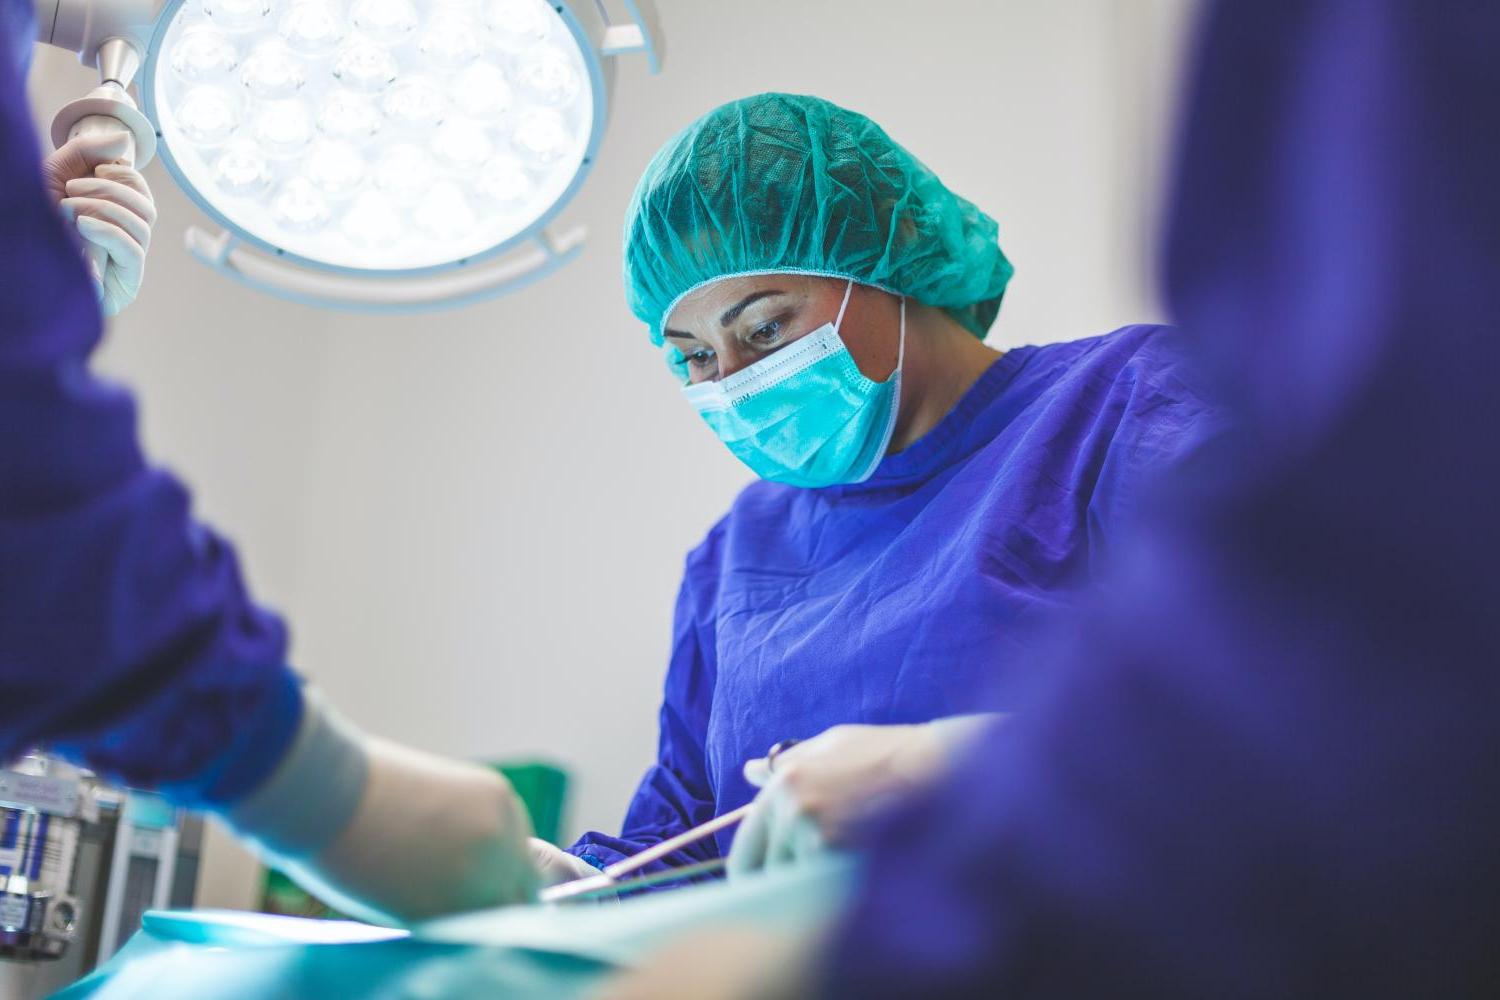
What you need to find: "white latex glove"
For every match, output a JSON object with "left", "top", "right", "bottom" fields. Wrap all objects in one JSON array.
[
  {"left": 41, "top": 130, "right": 156, "bottom": 316},
  {"left": 727, "top": 716, "right": 1001, "bottom": 878},
  {"left": 529, "top": 837, "right": 602, "bottom": 888},
  {"left": 224, "top": 691, "right": 538, "bottom": 926}
]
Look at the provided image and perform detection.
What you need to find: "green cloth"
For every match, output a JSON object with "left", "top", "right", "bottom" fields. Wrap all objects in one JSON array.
[
  {"left": 492, "top": 761, "right": 569, "bottom": 846},
  {"left": 624, "top": 92, "right": 1014, "bottom": 343},
  {"left": 56, "top": 859, "right": 853, "bottom": 999}
]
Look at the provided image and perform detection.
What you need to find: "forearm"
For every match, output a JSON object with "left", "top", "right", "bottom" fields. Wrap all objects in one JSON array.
[{"left": 221, "top": 690, "right": 538, "bottom": 925}]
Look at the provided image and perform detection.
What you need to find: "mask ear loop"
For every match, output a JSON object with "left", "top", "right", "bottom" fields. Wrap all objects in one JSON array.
[
  {"left": 895, "top": 295, "right": 906, "bottom": 375},
  {"left": 832, "top": 278, "right": 856, "bottom": 332}
]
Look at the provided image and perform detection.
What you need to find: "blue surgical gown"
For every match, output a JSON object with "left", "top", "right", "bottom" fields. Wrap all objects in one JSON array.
[
  {"left": 570, "top": 325, "right": 1216, "bottom": 870},
  {"left": 823, "top": 2, "right": 1500, "bottom": 996},
  {"left": 0, "top": 3, "right": 301, "bottom": 803}
]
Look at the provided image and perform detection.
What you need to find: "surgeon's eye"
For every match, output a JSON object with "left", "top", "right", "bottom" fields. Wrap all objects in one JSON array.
[
  {"left": 685, "top": 348, "right": 716, "bottom": 373},
  {"left": 748, "top": 319, "right": 785, "bottom": 346}
]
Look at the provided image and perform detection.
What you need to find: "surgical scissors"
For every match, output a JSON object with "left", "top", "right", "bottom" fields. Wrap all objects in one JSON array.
[{"left": 538, "top": 739, "right": 801, "bottom": 904}]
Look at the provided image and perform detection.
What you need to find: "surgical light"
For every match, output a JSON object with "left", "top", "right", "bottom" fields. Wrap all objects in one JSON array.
[{"left": 36, "top": 0, "right": 662, "bottom": 311}]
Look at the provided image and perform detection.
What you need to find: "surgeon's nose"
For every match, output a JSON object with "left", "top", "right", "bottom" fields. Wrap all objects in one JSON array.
[{"left": 713, "top": 346, "right": 756, "bottom": 381}]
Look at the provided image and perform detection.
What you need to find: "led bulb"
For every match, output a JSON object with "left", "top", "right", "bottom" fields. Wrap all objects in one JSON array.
[
  {"left": 515, "top": 47, "right": 578, "bottom": 107},
  {"left": 176, "top": 86, "right": 240, "bottom": 145},
  {"left": 240, "top": 39, "right": 305, "bottom": 97},
  {"left": 451, "top": 63, "right": 512, "bottom": 121},
  {"left": 341, "top": 189, "right": 404, "bottom": 247},
  {"left": 254, "top": 100, "right": 315, "bottom": 156},
  {"left": 170, "top": 26, "right": 238, "bottom": 81},
  {"left": 418, "top": 13, "right": 483, "bottom": 69},
  {"left": 213, "top": 140, "right": 273, "bottom": 196},
  {"left": 349, "top": 0, "right": 419, "bottom": 44},
  {"left": 317, "top": 88, "right": 383, "bottom": 139},
  {"left": 272, "top": 177, "right": 332, "bottom": 231},
  {"left": 414, "top": 181, "right": 475, "bottom": 241},
  {"left": 484, "top": 0, "right": 550, "bottom": 52},
  {"left": 278, "top": 1, "right": 345, "bottom": 55},
  {"left": 382, "top": 76, "right": 448, "bottom": 130},
  {"left": 202, "top": 0, "right": 272, "bottom": 32},
  {"left": 374, "top": 144, "right": 437, "bottom": 205},
  {"left": 432, "top": 119, "right": 494, "bottom": 171},
  {"left": 332, "top": 38, "right": 399, "bottom": 93},
  {"left": 476, "top": 153, "right": 531, "bottom": 205},
  {"left": 511, "top": 107, "right": 569, "bottom": 165},
  {"left": 306, "top": 141, "right": 368, "bottom": 197}
]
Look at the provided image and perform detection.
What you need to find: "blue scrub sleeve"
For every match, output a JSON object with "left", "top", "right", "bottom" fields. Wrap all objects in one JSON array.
[
  {"left": 824, "top": 2, "right": 1500, "bottom": 996},
  {"left": 1081, "top": 330, "right": 1220, "bottom": 567},
  {"left": 567, "top": 532, "right": 723, "bottom": 873},
  {"left": 0, "top": 25, "right": 301, "bottom": 804}
]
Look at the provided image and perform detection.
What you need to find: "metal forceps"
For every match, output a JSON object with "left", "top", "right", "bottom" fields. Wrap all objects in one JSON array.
[{"left": 539, "top": 739, "right": 801, "bottom": 904}]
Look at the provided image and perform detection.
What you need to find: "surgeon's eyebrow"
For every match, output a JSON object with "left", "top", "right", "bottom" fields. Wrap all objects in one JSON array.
[
  {"left": 663, "top": 290, "right": 786, "bottom": 341},
  {"left": 719, "top": 290, "right": 784, "bottom": 327}
]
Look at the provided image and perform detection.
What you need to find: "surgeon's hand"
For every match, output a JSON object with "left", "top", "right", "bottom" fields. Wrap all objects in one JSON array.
[
  {"left": 529, "top": 837, "right": 602, "bottom": 887},
  {"left": 42, "top": 130, "right": 157, "bottom": 316},
  {"left": 292, "top": 736, "right": 539, "bottom": 923},
  {"left": 728, "top": 716, "right": 1000, "bottom": 877}
]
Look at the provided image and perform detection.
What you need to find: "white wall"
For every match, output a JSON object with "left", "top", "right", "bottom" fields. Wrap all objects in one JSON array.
[{"left": 26, "top": 0, "right": 1197, "bottom": 893}]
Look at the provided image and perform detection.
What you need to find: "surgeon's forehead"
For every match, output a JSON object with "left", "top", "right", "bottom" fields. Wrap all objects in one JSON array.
[{"left": 664, "top": 273, "right": 819, "bottom": 335}]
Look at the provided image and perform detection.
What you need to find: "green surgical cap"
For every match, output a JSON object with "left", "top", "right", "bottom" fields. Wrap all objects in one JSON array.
[{"left": 623, "top": 92, "right": 1015, "bottom": 345}]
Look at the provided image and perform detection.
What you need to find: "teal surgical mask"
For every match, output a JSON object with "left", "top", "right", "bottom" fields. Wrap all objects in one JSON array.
[{"left": 682, "top": 280, "right": 906, "bottom": 488}]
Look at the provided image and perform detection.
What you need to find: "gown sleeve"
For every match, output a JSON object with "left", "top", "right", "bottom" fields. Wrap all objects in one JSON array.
[
  {"left": 566, "top": 525, "right": 724, "bottom": 873},
  {"left": 1083, "top": 325, "right": 1223, "bottom": 565},
  {"left": 0, "top": 24, "right": 301, "bottom": 805}
]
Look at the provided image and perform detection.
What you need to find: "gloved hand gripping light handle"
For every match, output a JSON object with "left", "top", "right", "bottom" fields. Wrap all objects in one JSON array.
[
  {"left": 47, "top": 34, "right": 158, "bottom": 295},
  {"left": 65, "top": 112, "right": 134, "bottom": 285}
]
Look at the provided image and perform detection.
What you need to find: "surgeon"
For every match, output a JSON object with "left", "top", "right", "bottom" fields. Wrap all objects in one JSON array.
[
  {"left": 601, "top": 0, "right": 1500, "bottom": 996},
  {"left": 1, "top": 0, "right": 1216, "bottom": 924},
  {"left": 542, "top": 90, "right": 1218, "bottom": 882}
]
